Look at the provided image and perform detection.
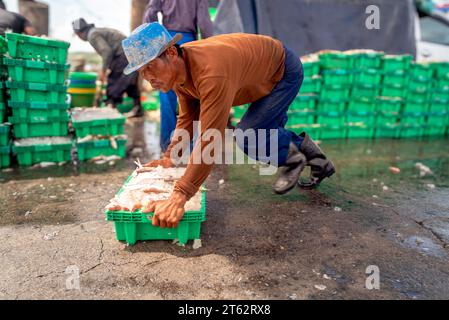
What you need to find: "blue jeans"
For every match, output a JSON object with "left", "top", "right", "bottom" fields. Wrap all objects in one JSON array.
[
  {"left": 236, "top": 46, "right": 304, "bottom": 167},
  {"left": 160, "top": 30, "right": 196, "bottom": 152}
]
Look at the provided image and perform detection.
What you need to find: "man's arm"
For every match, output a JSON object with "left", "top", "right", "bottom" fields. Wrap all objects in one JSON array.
[
  {"left": 142, "top": 77, "right": 234, "bottom": 229},
  {"left": 88, "top": 32, "right": 113, "bottom": 73},
  {"left": 143, "top": 0, "right": 162, "bottom": 24},
  {"left": 196, "top": 0, "right": 214, "bottom": 38},
  {"left": 173, "top": 77, "right": 234, "bottom": 200}
]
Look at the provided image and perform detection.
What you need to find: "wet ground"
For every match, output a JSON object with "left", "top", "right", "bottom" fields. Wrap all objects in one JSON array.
[{"left": 1, "top": 117, "right": 449, "bottom": 299}]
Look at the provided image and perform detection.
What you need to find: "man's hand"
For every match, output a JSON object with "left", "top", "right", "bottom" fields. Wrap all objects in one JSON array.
[
  {"left": 143, "top": 157, "right": 174, "bottom": 168},
  {"left": 142, "top": 191, "right": 187, "bottom": 228}
]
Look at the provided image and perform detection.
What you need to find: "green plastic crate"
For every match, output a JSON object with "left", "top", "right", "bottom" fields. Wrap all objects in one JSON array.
[
  {"left": 423, "top": 126, "right": 447, "bottom": 137},
  {"left": 382, "top": 70, "right": 409, "bottom": 86},
  {"left": 291, "top": 94, "right": 317, "bottom": 111},
  {"left": 113, "top": 220, "right": 202, "bottom": 247},
  {"left": 403, "top": 99, "right": 429, "bottom": 113},
  {"left": 2, "top": 57, "right": 69, "bottom": 84},
  {"left": 0, "top": 102, "right": 5, "bottom": 123},
  {"left": 377, "top": 97, "right": 403, "bottom": 113},
  {"left": 9, "top": 101, "right": 69, "bottom": 119},
  {"left": 427, "top": 113, "right": 449, "bottom": 127},
  {"left": 320, "top": 84, "right": 351, "bottom": 99},
  {"left": 302, "top": 61, "right": 320, "bottom": 77},
  {"left": 381, "top": 84, "right": 407, "bottom": 98},
  {"left": 106, "top": 175, "right": 205, "bottom": 217},
  {"left": 346, "top": 112, "right": 376, "bottom": 126},
  {"left": 353, "top": 69, "right": 382, "bottom": 85},
  {"left": 320, "top": 125, "right": 347, "bottom": 140},
  {"left": 72, "top": 117, "right": 126, "bottom": 139},
  {"left": 347, "top": 97, "right": 377, "bottom": 112},
  {"left": 6, "top": 81, "right": 68, "bottom": 104},
  {"left": 410, "top": 62, "right": 434, "bottom": 80},
  {"left": 286, "top": 110, "right": 315, "bottom": 126},
  {"left": 6, "top": 33, "right": 70, "bottom": 64},
  {"left": 106, "top": 174, "right": 205, "bottom": 246},
  {"left": 408, "top": 78, "right": 431, "bottom": 91},
  {"left": 374, "top": 124, "right": 400, "bottom": 139},
  {"left": 316, "top": 111, "right": 345, "bottom": 126},
  {"left": 429, "top": 98, "right": 448, "bottom": 113},
  {"left": 9, "top": 115, "right": 69, "bottom": 138},
  {"left": 300, "top": 76, "right": 322, "bottom": 94},
  {"left": 0, "top": 145, "right": 11, "bottom": 168},
  {"left": 435, "top": 77, "right": 449, "bottom": 89},
  {"left": 0, "top": 124, "right": 10, "bottom": 146},
  {"left": 400, "top": 113, "right": 427, "bottom": 126},
  {"left": 353, "top": 52, "right": 384, "bottom": 69},
  {"left": 322, "top": 69, "right": 354, "bottom": 85},
  {"left": 382, "top": 55, "right": 413, "bottom": 72},
  {"left": 351, "top": 83, "right": 380, "bottom": 98},
  {"left": 107, "top": 191, "right": 206, "bottom": 223},
  {"left": 399, "top": 125, "right": 425, "bottom": 139},
  {"left": 347, "top": 124, "right": 375, "bottom": 139},
  {"left": 408, "top": 88, "right": 430, "bottom": 101},
  {"left": 377, "top": 111, "right": 399, "bottom": 125},
  {"left": 76, "top": 138, "right": 127, "bottom": 161},
  {"left": 316, "top": 97, "right": 347, "bottom": 112},
  {"left": 430, "top": 87, "right": 449, "bottom": 101},
  {"left": 431, "top": 62, "right": 449, "bottom": 79},
  {"left": 320, "top": 52, "right": 355, "bottom": 70},
  {"left": 13, "top": 138, "right": 72, "bottom": 166}
]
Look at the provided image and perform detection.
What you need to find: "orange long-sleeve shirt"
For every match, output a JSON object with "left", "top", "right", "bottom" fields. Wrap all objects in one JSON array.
[{"left": 165, "top": 33, "right": 286, "bottom": 200}]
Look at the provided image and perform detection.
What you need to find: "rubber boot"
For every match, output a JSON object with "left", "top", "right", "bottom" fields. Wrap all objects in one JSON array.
[
  {"left": 273, "top": 142, "right": 307, "bottom": 195},
  {"left": 298, "top": 132, "right": 335, "bottom": 189}
]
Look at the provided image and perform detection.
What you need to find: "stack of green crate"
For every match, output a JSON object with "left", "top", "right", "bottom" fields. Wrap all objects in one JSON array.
[
  {"left": 318, "top": 52, "right": 352, "bottom": 139},
  {"left": 290, "top": 55, "right": 321, "bottom": 135},
  {"left": 426, "top": 62, "right": 449, "bottom": 137},
  {"left": 0, "top": 36, "right": 11, "bottom": 168},
  {"left": 71, "top": 107, "right": 127, "bottom": 161},
  {"left": 2, "top": 33, "right": 71, "bottom": 166},
  {"left": 346, "top": 50, "right": 384, "bottom": 139}
]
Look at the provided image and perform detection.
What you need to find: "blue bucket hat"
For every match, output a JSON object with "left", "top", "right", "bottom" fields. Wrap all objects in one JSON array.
[{"left": 122, "top": 23, "right": 183, "bottom": 75}]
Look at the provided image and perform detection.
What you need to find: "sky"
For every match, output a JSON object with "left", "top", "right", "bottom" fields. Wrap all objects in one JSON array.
[{"left": 4, "top": 0, "right": 132, "bottom": 52}]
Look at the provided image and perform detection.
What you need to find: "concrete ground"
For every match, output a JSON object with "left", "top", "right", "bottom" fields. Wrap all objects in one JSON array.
[{"left": 1, "top": 118, "right": 449, "bottom": 300}]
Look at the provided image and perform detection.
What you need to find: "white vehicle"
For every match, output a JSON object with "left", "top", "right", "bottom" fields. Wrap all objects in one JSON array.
[{"left": 416, "top": 7, "right": 449, "bottom": 61}]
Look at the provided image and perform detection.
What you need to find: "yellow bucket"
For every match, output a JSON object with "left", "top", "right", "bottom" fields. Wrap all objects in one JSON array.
[{"left": 68, "top": 87, "right": 97, "bottom": 94}]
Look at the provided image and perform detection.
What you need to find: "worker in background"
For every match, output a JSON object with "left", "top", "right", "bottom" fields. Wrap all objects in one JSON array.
[
  {"left": 0, "top": 1, "right": 36, "bottom": 36},
  {"left": 143, "top": 0, "right": 214, "bottom": 152},
  {"left": 121, "top": 23, "right": 336, "bottom": 229},
  {"left": 72, "top": 18, "right": 143, "bottom": 118}
]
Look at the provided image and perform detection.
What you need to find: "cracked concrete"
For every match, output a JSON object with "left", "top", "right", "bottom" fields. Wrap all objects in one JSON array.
[{"left": 1, "top": 120, "right": 449, "bottom": 299}]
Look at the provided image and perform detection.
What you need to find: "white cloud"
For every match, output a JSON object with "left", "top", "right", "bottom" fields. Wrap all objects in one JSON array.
[{"left": 4, "top": 0, "right": 133, "bottom": 52}]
